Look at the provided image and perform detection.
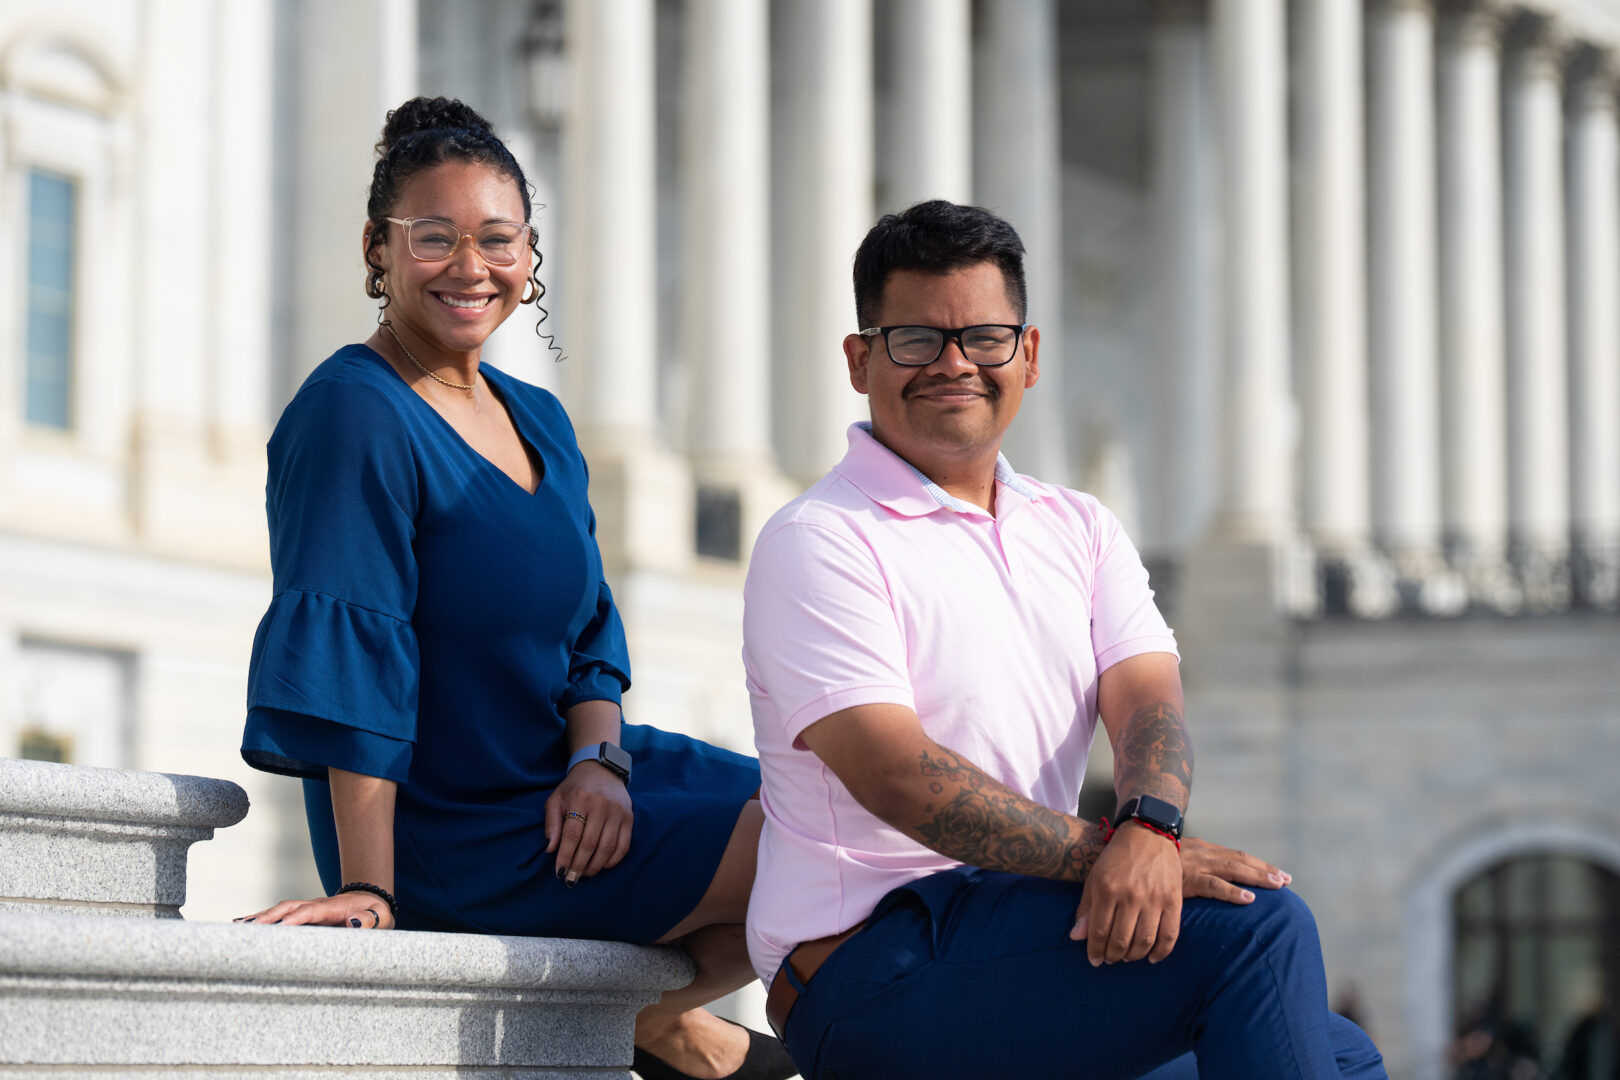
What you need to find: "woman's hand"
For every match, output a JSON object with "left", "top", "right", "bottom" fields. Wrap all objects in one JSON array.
[
  {"left": 545, "top": 762, "right": 633, "bottom": 886},
  {"left": 233, "top": 890, "right": 396, "bottom": 929},
  {"left": 1179, "top": 835, "right": 1291, "bottom": 903}
]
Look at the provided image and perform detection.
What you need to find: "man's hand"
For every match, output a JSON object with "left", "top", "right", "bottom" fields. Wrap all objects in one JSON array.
[
  {"left": 1180, "top": 835, "right": 1291, "bottom": 901},
  {"left": 545, "top": 762, "right": 633, "bottom": 886},
  {"left": 1070, "top": 832, "right": 1293, "bottom": 964},
  {"left": 1070, "top": 822, "right": 1182, "bottom": 965}
]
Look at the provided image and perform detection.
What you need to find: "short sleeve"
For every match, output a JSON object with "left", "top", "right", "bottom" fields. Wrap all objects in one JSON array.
[
  {"left": 1087, "top": 501, "right": 1179, "bottom": 674},
  {"left": 242, "top": 376, "right": 422, "bottom": 781},
  {"left": 743, "top": 520, "right": 915, "bottom": 746}
]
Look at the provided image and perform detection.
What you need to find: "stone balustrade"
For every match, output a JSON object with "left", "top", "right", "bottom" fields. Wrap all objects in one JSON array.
[
  {"left": 0, "top": 757, "right": 696, "bottom": 1077},
  {"left": 0, "top": 757, "right": 249, "bottom": 918}
]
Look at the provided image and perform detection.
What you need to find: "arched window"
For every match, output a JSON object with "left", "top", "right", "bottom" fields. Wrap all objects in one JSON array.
[
  {"left": 0, "top": 29, "right": 128, "bottom": 439},
  {"left": 1452, "top": 854, "right": 1620, "bottom": 1079}
]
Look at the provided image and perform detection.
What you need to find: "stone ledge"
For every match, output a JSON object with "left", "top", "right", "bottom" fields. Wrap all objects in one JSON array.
[
  {"left": 0, "top": 759, "right": 249, "bottom": 916},
  {"left": 0, "top": 758, "right": 249, "bottom": 828},
  {"left": 0, "top": 911, "right": 695, "bottom": 1076}
]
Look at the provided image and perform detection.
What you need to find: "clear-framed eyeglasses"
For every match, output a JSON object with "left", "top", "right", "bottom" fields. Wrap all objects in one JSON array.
[
  {"left": 385, "top": 217, "right": 533, "bottom": 266},
  {"left": 857, "top": 324, "right": 1027, "bottom": 367}
]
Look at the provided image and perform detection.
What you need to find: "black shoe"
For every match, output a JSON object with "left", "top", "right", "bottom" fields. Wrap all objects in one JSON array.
[{"left": 633, "top": 1019, "right": 799, "bottom": 1080}]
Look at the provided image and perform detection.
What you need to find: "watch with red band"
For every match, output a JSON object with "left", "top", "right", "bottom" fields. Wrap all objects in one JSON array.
[{"left": 1112, "top": 794, "right": 1185, "bottom": 841}]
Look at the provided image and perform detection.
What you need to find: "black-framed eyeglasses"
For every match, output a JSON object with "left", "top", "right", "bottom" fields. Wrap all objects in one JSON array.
[
  {"left": 385, "top": 216, "right": 532, "bottom": 266},
  {"left": 857, "top": 324, "right": 1026, "bottom": 367}
]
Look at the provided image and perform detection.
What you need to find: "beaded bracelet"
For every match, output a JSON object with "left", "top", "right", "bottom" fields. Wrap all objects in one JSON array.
[{"left": 336, "top": 881, "right": 398, "bottom": 920}]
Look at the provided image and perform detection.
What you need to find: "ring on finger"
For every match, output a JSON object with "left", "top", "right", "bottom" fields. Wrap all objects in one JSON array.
[{"left": 565, "top": 811, "right": 588, "bottom": 823}]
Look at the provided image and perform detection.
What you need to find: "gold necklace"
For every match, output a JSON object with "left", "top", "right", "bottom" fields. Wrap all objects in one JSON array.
[{"left": 381, "top": 321, "right": 476, "bottom": 391}]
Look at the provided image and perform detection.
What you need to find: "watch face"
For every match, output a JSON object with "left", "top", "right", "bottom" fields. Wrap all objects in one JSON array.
[
  {"left": 1135, "top": 794, "right": 1184, "bottom": 838},
  {"left": 601, "top": 742, "right": 632, "bottom": 779}
]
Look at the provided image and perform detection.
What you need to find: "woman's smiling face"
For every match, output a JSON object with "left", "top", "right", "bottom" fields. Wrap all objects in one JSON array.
[{"left": 365, "top": 160, "right": 530, "bottom": 356}]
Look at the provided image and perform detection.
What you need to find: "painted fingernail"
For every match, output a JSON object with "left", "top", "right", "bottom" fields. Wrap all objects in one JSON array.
[
  {"left": 1242, "top": 890, "right": 1255, "bottom": 901},
  {"left": 350, "top": 918, "right": 362, "bottom": 927},
  {"left": 1269, "top": 872, "right": 1286, "bottom": 885},
  {"left": 555, "top": 866, "right": 566, "bottom": 880},
  {"left": 565, "top": 872, "right": 579, "bottom": 888}
]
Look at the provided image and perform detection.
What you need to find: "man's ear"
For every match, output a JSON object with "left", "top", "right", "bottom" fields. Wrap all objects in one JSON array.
[
  {"left": 1021, "top": 325, "right": 1040, "bottom": 389},
  {"left": 844, "top": 333, "right": 872, "bottom": 395}
]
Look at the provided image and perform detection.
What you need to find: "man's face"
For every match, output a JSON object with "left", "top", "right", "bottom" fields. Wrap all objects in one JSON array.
[{"left": 844, "top": 261, "right": 1040, "bottom": 466}]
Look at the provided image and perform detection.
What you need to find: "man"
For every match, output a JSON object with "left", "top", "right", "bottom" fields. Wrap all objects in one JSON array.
[{"left": 742, "top": 201, "right": 1385, "bottom": 1079}]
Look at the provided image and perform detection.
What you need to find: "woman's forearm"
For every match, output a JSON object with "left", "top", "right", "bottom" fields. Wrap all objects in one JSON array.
[
  {"left": 562, "top": 698, "right": 623, "bottom": 754},
  {"left": 329, "top": 767, "right": 398, "bottom": 893}
]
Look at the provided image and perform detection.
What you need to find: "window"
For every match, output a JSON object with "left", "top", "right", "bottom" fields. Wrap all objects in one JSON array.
[
  {"left": 1452, "top": 855, "right": 1620, "bottom": 1078},
  {"left": 25, "top": 168, "right": 78, "bottom": 430},
  {"left": 695, "top": 486, "right": 743, "bottom": 561},
  {"left": 12, "top": 640, "right": 133, "bottom": 768}
]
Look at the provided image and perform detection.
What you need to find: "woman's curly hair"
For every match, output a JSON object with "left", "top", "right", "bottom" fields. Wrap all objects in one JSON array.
[{"left": 364, "top": 96, "right": 560, "bottom": 355}]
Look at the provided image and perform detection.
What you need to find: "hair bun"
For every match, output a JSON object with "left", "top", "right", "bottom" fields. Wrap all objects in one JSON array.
[{"left": 376, "top": 97, "right": 494, "bottom": 156}]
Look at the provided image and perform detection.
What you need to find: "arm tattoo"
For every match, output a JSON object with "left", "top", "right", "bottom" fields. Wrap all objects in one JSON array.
[
  {"left": 1114, "top": 701, "right": 1194, "bottom": 807},
  {"left": 913, "top": 749, "right": 1105, "bottom": 882}
]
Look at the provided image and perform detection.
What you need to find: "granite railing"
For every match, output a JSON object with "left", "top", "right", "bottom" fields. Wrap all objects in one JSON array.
[{"left": 0, "top": 757, "right": 695, "bottom": 1078}]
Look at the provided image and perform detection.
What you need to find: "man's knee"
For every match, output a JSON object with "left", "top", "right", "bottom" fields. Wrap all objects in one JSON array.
[
  {"left": 1184, "top": 885, "right": 1323, "bottom": 958},
  {"left": 1246, "top": 886, "right": 1322, "bottom": 946}
]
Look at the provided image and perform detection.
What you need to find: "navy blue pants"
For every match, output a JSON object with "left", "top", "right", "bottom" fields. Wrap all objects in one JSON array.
[{"left": 779, "top": 867, "right": 1386, "bottom": 1080}]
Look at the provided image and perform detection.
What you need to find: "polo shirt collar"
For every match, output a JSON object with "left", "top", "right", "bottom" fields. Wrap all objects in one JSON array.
[{"left": 833, "top": 422, "right": 1050, "bottom": 518}]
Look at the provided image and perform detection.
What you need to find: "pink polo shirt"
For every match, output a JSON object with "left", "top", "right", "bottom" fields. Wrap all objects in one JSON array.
[{"left": 741, "top": 423, "right": 1179, "bottom": 985}]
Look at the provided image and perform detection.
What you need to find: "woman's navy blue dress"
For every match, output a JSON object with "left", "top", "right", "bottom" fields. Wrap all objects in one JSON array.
[{"left": 241, "top": 344, "right": 760, "bottom": 941}]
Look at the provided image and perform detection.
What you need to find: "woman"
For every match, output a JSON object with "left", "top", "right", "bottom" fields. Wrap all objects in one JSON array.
[{"left": 237, "top": 97, "right": 791, "bottom": 1080}]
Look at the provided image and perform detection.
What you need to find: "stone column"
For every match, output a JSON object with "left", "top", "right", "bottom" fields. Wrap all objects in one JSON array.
[
  {"left": 1149, "top": 1, "right": 1220, "bottom": 551},
  {"left": 563, "top": 0, "right": 691, "bottom": 573},
  {"left": 772, "top": 0, "right": 874, "bottom": 484},
  {"left": 884, "top": 0, "right": 972, "bottom": 208},
  {"left": 1367, "top": 0, "right": 1448, "bottom": 600},
  {"left": 1565, "top": 48, "right": 1620, "bottom": 607},
  {"left": 210, "top": 0, "right": 274, "bottom": 446},
  {"left": 1209, "top": 0, "right": 1292, "bottom": 544},
  {"left": 1437, "top": 0, "right": 1516, "bottom": 609},
  {"left": 1295, "top": 0, "right": 1381, "bottom": 612},
  {"left": 682, "top": 0, "right": 795, "bottom": 560},
  {"left": 974, "top": 0, "right": 1067, "bottom": 483},
  {"left": 1502, "top": 13, "right": 1571, "bottom": 609},
  {"left": 288, "top": 0, "right": 417, "bottom": 394}
]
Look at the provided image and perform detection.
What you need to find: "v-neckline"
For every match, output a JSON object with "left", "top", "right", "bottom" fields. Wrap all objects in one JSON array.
[{"left": 362, "top": 344, "right": 546, "bottom": 496}]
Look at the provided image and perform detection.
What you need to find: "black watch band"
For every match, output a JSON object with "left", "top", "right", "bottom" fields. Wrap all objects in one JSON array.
[{"left": 1113, "top": 794, "right": 1184, "bottom": 840}]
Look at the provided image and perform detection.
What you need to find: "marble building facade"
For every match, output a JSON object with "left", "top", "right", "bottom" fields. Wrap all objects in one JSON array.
[{"left": 1, "top": 0, "right": 1618, "bottom": 1075}]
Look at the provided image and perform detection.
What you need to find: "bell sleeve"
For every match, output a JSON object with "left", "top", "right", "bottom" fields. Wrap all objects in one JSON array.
[{"left": 241, "top": 375, "right": 421, "bottom": 783}]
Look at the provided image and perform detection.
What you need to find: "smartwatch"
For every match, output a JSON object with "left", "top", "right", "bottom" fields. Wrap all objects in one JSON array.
[
  {"left": 1113, "top": 794, "right": 1184, "bottom": 840},
  {"left": 566, "top": 741, "right": 632, "bottom": 785}
]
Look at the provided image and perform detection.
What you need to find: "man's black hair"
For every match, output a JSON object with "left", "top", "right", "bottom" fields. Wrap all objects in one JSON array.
[{"left": 852, "top": 200, "right": 1028, "bottom": 330}]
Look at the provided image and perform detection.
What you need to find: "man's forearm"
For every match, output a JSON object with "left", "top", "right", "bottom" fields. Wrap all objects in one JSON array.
[
  {"left": 1112, "top": 701, "right": 1194, "bottom": 810},
  {"left": 910, "top": 746, "right": 1105, "bottom": 883}
]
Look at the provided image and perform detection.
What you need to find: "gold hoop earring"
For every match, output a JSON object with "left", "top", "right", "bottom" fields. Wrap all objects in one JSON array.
[{"left": 522, "top": 279, "right": 538, "bottom": 305}]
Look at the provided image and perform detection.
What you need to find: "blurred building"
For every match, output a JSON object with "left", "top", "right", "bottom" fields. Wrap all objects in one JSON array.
[{"left": 1, "top": 0, "right": 1617, "bottom": 1076}]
